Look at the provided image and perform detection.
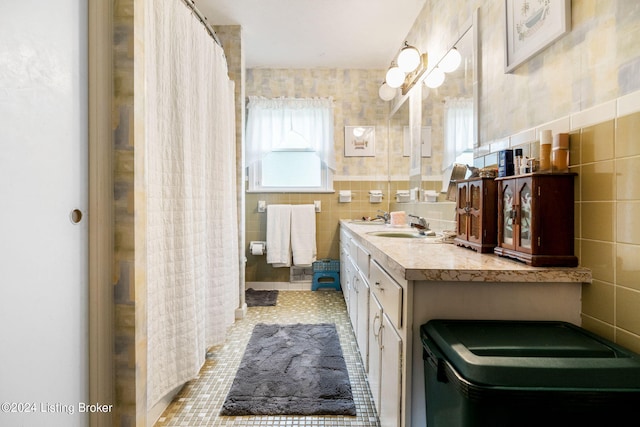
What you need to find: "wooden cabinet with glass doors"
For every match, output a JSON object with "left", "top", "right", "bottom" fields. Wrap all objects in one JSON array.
[
  {"left": 454, "top": 177, "right": 498, "bottom": 253},
  {"left": 494, "top": 173, "right": 578, "bottom": 267}
]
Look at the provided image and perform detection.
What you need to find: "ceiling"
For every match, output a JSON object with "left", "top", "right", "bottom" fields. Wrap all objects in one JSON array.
[{"left": 196, "top": 0, "right": 427, "bottom": 69}]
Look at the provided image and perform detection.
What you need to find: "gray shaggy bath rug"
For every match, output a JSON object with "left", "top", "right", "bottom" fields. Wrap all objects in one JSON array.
[{"left": 220, "top": 323, "right": 356, "bottom": 416}]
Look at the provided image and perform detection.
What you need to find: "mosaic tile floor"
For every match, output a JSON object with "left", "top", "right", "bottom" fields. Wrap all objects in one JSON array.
[{"left": 155, "top": 291, "right": 380, "bottom": 427}]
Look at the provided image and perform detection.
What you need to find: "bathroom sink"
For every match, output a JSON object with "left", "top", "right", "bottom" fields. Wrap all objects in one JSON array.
[
  {"left": 368, "top": 231, "right": 430, "bottom": 239},
  {"left": 366, "top": 230, "right": 445, "bottom": 243},
  {"left": 349, "top": 219, "right": 386, "bottom": 225}
]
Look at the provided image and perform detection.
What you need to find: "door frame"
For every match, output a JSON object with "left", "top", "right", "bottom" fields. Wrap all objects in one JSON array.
[{"left": 88, "top": 1, "right": 114, "bottom": 425}]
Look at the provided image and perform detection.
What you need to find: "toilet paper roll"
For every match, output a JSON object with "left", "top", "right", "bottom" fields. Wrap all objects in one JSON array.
[{"left": 250, "top": 242, "right": 264, "bottom": 256}]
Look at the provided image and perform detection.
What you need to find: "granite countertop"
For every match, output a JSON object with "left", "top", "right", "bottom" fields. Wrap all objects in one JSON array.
[{"left": 340, "top": 220, "right": 592, "bottom": 284}]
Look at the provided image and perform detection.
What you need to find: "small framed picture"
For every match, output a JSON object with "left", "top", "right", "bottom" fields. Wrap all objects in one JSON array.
[
  {"left": 344, "top": 126, "right": 375, "bottom": 157},
  {"left": 403, "top": 126, "right": 432, "bottom": 157},
  {"left": 504, "top": 0, "right": 571, "bottom": 73}
]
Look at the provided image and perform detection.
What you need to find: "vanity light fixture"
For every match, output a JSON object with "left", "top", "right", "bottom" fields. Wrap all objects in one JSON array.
[
  {"left": 424, "top": 66, "right": 445, "bottom": 88},
  {"left": 378, "top": 82, "right": 396, "bottom": 101},
  {"left": 397, "top": 42, "right": 421, "bottom": 73},
  {"left": 385, "top": 63, "right": 405, "bottom": 89},
  {"left": 439, "top": 47, "right": 462, "bottom": 73}
]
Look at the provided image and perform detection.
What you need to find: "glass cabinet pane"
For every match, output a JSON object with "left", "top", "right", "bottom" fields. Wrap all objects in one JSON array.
[
  {"left": 458, "top": 185, "right": 467, "bottom": 236},
  {"left": 519, "top": 182, "right": 532, "bottom": 249},
  {"left": 469, "top": 183, "right": 480, "bottom": 240},
  {"left": 470, "top": 212, "right": 480, "bottom": 240},
  {"left": 502, "top": 185, "right": 514, "bottom": 246},
  {"left": 470, "top": 182, "right": 481, "bottom": 211}
]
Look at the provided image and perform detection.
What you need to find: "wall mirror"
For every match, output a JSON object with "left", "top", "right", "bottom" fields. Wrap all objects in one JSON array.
[{"left": 388, "top": 9, "right": 478, "bottom": 196}]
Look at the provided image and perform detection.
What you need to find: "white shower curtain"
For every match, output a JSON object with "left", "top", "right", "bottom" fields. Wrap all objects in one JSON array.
[{"left": 145, "top": 0, "right": 239, "bottom": 408}]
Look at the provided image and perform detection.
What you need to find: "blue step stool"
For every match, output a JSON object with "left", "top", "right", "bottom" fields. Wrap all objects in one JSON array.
[
  {"left": 311, "top": 259, "right": 341, "bottom": 291},
  {"left": 312, "top": 271, "right": 341, "bottom": 291}
]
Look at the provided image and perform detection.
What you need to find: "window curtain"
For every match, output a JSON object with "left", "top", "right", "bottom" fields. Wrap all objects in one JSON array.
[
  {"left": 442, "top": 97, "right": 473, "bottom": 171},
  {"left": 145, "top": 0, "right": 239, "bottom": 408},
  {"left": 246, "top": 96, "right": 336, "bottom": 170}
]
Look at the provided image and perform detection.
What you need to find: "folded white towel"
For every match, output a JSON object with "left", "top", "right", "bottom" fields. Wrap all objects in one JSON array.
[
  {"left": 266, "top": 204, "right": 292, "bottom": 267},
  {"left": 291, "top": 204, "right": 317, "bottom": 266}
]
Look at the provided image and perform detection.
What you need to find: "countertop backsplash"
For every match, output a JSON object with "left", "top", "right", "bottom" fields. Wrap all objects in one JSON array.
[{"left": 389, "top": 200, "right": 456, "bottom": 232}]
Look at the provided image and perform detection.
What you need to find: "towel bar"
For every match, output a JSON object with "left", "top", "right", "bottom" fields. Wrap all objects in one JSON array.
[{"left": 258, "top": 201, "right": 322, "bottom": 213}]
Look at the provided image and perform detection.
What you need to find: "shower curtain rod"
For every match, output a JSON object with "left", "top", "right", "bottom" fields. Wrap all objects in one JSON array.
[{"left": 181, "top": 0, "right": 223, "bottom": 48}]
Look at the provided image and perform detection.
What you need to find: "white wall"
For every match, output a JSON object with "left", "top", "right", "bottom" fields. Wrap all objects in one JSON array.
[{"left": 0, "top": 1, "right": 89, "bottom": 426}]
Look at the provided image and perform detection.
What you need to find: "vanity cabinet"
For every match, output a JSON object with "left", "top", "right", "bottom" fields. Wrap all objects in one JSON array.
[
  {"left": 454, "top": 177, "right": 498, "bottom": 253},
  {"left": 341, "top": 230, "right": 404, "bottom": 427},
  {"left": 340, "top": 229, "right": 370, "bottom": 371},
  {"left": 341, "top": 220, "right": 588, "bottom": 427},
  {"left": 495, "top": 173, "right": 578, "bottom": 266},
  {"left": 369, "top": 260, "right": 404, "bottom": 427}
]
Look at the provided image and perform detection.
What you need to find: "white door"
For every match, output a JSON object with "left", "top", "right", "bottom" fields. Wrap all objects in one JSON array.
[{"left": 0, "top": 1, "right": 89, "bottom": 426}]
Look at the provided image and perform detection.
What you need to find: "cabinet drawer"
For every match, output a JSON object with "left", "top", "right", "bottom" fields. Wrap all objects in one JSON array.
[
  {"left": 347, "top": 238, "right": 358, "bottom": 261},
  {"left": 356, "top": 244, "right": 370, "bottom": 278},
  {"left": 370, "top": 261, "right": 403, "bottom": 329},
  {"left": 340, "top": 228, "right": 351, "bottom": 245}
]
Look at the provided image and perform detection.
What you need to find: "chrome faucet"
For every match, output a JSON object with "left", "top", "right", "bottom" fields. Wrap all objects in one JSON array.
[
  {"left": 376, "top": 210, "right": 390, "bottom": 224},
  {"left": 408, "top": 214, "right": 430, "bottom": 233}
]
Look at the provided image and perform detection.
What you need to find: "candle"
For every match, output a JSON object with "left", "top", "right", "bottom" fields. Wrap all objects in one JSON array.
[{"left": 539, "top": 130, "right": 552, "bottom": 172}]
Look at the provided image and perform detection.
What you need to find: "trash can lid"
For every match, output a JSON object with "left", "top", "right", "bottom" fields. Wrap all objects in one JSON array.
[{"left": 421, "top": 320, "right": 640, "bottom": 389}]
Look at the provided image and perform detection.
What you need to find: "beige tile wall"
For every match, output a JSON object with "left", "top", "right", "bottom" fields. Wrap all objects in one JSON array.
[
  {"left": 245, "top": 181, "right": 390, "bottom": 282},
  {"left": 579, "top": 112, "right": 640, "bottom": 352},
  {"left": 476, "top": 111, "right": 640, "bottom": 352}
]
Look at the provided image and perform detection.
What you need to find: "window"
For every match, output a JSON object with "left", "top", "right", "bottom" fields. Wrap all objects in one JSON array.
[
  {"left": 246, "top": 97, "right": 336, "bottom": 192},
  {"left": 442, "top": 97, "right": 474, "bottom": 171}
]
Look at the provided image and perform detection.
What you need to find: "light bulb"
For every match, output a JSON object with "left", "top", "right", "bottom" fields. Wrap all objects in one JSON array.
[
  {"left": 397, "top": 45, "right": 421, "bottom": 73},
  {"left": 378, "top": 83, "right": 396, "bottom": 101},
  {"left": 424, "top": 67, "right": 445, "bottom": 88},
  {"left": 385, "top": 66, "right": 405, "bottom": 89},
  {"left": 352, "top": 127, "right": 365, "bottom": 138},
  {"left": 440, "top": 48, "right": 462, "bottom": 73}
]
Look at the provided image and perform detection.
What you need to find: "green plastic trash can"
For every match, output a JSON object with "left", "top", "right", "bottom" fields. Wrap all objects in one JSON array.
[{"left": 421, "top": 320, "right": 640, "bottom": 427}]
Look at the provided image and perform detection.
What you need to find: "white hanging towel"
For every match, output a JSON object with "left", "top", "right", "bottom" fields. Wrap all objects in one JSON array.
[
  {"left": 266, "top": 204, "right": 292, "bottom": 267},
  {"left": 291, "top": 204, "right": 317, "bottom": 266}
]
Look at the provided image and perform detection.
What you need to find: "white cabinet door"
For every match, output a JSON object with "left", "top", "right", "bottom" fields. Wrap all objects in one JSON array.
[
  {"left": 346, "top": 256, "right": 358, "bottom": 328},
  {"left": 340, "top": 245, "right": 349, "bottom": 303},
  {"left": 356, "top": 269, "right": 370, "bottom": 371},
  {"left": 380, "top": 314, "right": 402, "bottom": 427},
  {"left": 368, "top": 293, "right": 383, "bottom": 411},
  {"left": 370, "top": 260, "right": 403, "bottom": 329}
]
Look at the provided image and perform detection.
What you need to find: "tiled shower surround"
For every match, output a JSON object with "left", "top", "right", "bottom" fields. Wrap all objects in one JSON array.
[{"left": 155, "top": 291, "right": 379, "bottom": 427}]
